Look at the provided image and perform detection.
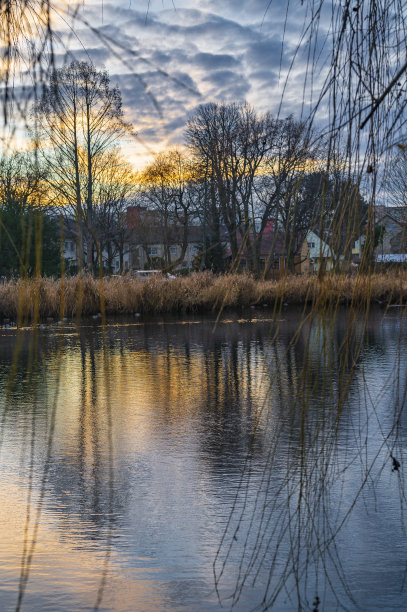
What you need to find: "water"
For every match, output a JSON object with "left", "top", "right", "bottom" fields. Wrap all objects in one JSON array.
[{"left": 0, "top": 307, "right": 406, "bottom": 611}]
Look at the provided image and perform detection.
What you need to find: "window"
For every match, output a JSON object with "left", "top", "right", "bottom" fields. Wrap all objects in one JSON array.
[
  {"left": 148, "top": 246, "right": 158, "bottom": 256},
  {"left": 307, "top": 242, "right": 315, "bottom": 249},
  {"left": 169, "top": 246, "right": 177, "bottom": 255}
]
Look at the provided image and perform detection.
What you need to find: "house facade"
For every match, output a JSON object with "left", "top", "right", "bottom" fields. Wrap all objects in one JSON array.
[
  {"left": 61, "top": 207, "right": 342, "bottom": 276},
  {"left": 227, "top": 222, "right": 311, "bottom": 276},
  {"left": 352, "top": 206, "right": 407, "bottom": 263},
  {"left": 62, "top": 217, "right": 133, "bottom": 273},
  {"left": 130, "top": 240, "right": 202, "bottom": 272},
  {"left": 62, "top": 209, "right": 203, "bottom": 273},
  {"left": 305, "top": 230, "right": 334, "bottom": 273}
]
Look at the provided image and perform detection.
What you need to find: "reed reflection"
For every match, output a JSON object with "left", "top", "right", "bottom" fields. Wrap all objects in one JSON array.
[
  {"left": 213, "top": 308, "right": 407, "bottom": 610},
  {"left": 0, "top": 310, "right": 405, "bottom": 610}
]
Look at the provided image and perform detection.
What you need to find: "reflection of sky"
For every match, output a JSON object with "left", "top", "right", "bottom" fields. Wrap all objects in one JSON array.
[{"left": 0, "top": 310, "right": 406, "bottom": 610}]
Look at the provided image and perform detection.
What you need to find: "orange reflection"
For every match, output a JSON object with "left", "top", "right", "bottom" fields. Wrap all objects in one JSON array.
[{"left": 0, "top": 481, "right": 164, "bottom": 611}]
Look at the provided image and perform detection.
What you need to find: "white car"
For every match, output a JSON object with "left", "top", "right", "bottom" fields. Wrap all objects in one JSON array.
[{"left": 133, "top": 270, "right": 176, "bottom": 280}]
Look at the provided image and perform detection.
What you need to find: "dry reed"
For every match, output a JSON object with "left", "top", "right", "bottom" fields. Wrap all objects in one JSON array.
[{"left": 0, "top": 271, "right": 406, "bottom": 321}]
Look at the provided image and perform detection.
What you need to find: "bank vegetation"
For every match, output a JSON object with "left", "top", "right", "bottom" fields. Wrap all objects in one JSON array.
[{"left": 0, "top": 271, "right": 406, "bottom": 321}]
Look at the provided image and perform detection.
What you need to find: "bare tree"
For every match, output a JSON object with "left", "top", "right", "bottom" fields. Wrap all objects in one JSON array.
[
  {"left": 186, "top": 167, "right": 227, "bottom": 272},
  {"left": 251, "top": 117, "right": 321, "bottom": 271},
  {"left": 34, "top": 60, "right": 131, "bottom": 272},
  {"left": 138, "top": 149, "right": 195, "bottom": 271},
  {"left": 186, "top": 106, "right": 323, "bottom": 273},
  {"left": 89, "top": 149, "right": 137, "bottom": 273},
  {"left": 385, "top": 150, "right": 407, "bottom": 210},
  {"left": 0, "top": 151, "right": 47, "bottom": 208},
  {"left": 186, "top": 102, "right": 277, "bottom": 271}
]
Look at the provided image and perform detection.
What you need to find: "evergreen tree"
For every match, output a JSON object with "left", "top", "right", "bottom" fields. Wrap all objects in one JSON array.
[{"left": 0, "top": 153, "right": 60, "bottom": 277}]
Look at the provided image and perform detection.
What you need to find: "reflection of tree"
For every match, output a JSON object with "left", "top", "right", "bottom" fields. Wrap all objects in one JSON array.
[
  {"left": 213, "top": 307, "right": 406, "bottom": 610},
  {"left": 1, "top": 311, "right": 406, "bottom": 610},
  {"left": 0, "top": 331, "right": 118, "bottom": 540}
]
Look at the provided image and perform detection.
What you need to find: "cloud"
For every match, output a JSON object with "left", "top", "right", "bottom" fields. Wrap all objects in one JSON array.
[
  {"left": 201, "top": 69, "right": 251, "bottom": 101},
  {"left": 192, "top": 52, "right": 240, "bottom": 71},
  {"left": 47, "top": 0, "right": 331, "bottom": 166},
  {"left": 58, "top": 47, "right": 112, "bottom": 65},
  {"left": 246, "top": 38, "right": 285, "bottom": 68}
]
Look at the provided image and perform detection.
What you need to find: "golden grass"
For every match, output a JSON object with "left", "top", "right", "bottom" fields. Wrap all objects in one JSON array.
[{"left": 0, "top": 271, "right": 406, "bottom": 321}]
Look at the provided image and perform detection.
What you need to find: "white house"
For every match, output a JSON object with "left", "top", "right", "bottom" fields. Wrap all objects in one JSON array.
[{"left": 306, "top": 230, "right": 334, "bottom": 272}]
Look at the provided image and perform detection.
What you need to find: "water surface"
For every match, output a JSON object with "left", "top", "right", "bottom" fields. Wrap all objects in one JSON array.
[{"left": 0, "top": 307, "right": 406, "bottom": 611}]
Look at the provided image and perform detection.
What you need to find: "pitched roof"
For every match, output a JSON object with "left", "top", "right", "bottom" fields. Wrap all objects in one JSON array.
[{"left": 376, "top": 206, "right": 407, "bottom": 225}]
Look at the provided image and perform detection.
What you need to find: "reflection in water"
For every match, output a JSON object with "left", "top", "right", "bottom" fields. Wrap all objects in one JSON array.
[{"left": 0, "top": 308, "right": 405, "bottom": 610}]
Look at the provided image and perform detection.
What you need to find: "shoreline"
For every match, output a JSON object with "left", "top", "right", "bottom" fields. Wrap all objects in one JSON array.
[{"left": 0, "top": 271, "right": 406, "bottom": 321}]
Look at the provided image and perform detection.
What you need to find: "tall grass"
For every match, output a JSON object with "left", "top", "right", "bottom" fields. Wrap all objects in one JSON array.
[{"left": 0, "top": 271, "right": 406, "bottom": 321}]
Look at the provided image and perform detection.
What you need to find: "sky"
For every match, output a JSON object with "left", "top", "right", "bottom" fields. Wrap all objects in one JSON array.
[{"left": 52, "top": 0, "right": 328, "bottom": 168}]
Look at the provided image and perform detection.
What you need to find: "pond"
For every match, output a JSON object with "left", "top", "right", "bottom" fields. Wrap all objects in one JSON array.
[{"left": 0, "top": 306, "right": 406, "bottom": 611}]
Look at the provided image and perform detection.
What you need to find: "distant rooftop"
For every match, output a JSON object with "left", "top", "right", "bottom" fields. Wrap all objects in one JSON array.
[{"left": 375, "top": 205, "right": 407, "bottom": 224}]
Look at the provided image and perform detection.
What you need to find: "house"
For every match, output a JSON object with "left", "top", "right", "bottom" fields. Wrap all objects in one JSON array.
[
  {"left": 374, "top": 207, "right": 407, "bottom": 259},
  {"left": 352, "top": 237, "right": 364, "bottom": 261},
  {"left": 60, "top": 208, "right": 203, "bottom": 274},
  {"left": 126, "top": 205, "right": 204, "bottom": 271},
  {"left": 60, "top": 208, "right": 338, "bottom": 276},
  {"left": 130, "top": 226, "right": 204, "bottom": 271},
  {"left": 227, "top": 221, "right": 310, "bottom": 276},
  {"left": 305, "top": 230, "right": 335, "bottom": 273},
  {"left": 61, "top": 216, "right": 132, "bottom": 273},
  {"left": 351, "top": 206, "right": 407, "bottom": 263},
  {"left": 62, "top": 217, "right": 79, "bottom": 270}
]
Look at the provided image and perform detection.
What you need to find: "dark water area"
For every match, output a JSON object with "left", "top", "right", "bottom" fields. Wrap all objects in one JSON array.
[{"left": 0, "top": 307, "right": 406, "bottom": 611}]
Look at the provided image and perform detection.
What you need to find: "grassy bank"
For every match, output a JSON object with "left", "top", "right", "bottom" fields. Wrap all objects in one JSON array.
[{"left": 0, "top": 271, "right": 406, "bottom": 321}]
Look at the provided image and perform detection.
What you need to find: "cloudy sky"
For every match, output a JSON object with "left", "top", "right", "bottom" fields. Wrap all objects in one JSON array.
[{"left": 53, "top": 0, "right": 329, "bottom": 167}]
